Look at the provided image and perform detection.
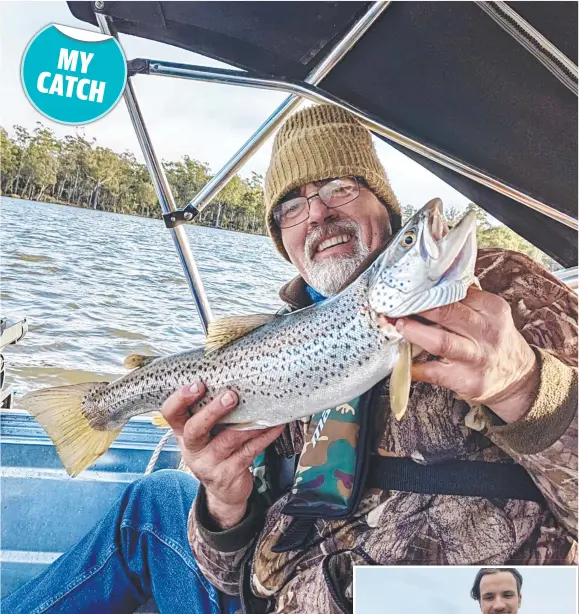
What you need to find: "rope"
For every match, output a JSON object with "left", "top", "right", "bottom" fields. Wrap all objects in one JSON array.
[
  {"left": 144, "top": 429, "right": 173, "bottom": 475},
  {"left": 178, "top": 456, "right": 196, "bottom": 477}
]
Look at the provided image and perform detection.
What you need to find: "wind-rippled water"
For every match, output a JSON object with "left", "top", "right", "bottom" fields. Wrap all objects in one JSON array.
[{"left": 1, "top": 197, "right": 296, "bottom": 397}]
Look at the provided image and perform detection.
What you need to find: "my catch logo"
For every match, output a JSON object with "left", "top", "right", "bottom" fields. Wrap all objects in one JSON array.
[
  {"left": 21, "top": 24, "right": 127, "bottom": 125},
  {"left": 311, "top": 408, "right": 332, "bottom": 448},
  {"left": 39, "top": 49, "right": 105, "bottom": 103}
]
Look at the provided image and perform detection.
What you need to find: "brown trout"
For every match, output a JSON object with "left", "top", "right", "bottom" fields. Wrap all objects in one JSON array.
[{"left": 19, "top": 198, "right": 477, "bottom": 476}]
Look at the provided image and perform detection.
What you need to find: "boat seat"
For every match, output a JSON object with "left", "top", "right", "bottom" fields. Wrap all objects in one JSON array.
[{"left": 1, "top": 410, "right": 179, "bottom": 611}]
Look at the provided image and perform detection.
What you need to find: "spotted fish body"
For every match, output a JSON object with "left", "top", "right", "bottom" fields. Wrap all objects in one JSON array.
[
  {"left": 89, "top": 273, "right": 394, "bottom": 430},
  {"left": 20, "top": 199, "right": 478, "bottom": 475}
]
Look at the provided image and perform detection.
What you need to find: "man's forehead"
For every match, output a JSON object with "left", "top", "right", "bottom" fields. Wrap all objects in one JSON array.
[{"left": 480, "top": 572, "right": 518, "bottom": 592}]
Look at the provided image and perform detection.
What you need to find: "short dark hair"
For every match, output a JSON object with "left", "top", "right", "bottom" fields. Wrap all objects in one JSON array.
[{"left": 470, "top": 568, "right": 523, "bottom": 601}]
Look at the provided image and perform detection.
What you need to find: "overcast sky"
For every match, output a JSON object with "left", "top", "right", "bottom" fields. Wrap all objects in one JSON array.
[
  {"left": 0, "top": 1, "right": 476, "bottom": 213},
  {"left": 354, "top": 566, "right": 578, "bottom": 614}
]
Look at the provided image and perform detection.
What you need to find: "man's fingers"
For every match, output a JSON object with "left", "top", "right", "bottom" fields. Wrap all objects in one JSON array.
[
  {"left": 187, "top": 424, "right": 285, "bottom": 485},
  {"left": 181, "top": 390, "right": 240, "bottom": 454},
  {"left": 458, "top": 285, "right": 511, "bottom": 318},
  {"left": 411, "top": 360, "right": 455, "bottom": 388},
  {"left": 411, "top": 361, "right": 480, "bottom": 401},
  {"left": 161, "top": 382, "right": 206, "bottom": 436},
  {"left": 201, "top": 425, "right": 277, "bottom": 465},
  {"left": 396, "top": 318, "right": 478, "bottom": 363},
  {"left": 226, "top": 424, "right": 286, "bottom": 469},
  {"left": 412, "top": 297, "right": 483, "bottom": 339}
]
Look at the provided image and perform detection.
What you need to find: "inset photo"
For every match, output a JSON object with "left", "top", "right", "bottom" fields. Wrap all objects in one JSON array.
[{"left": 354, "top": 566, "right": 578, "bottom": 613}]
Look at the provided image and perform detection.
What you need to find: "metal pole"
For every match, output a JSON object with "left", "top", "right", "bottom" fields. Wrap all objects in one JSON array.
[
  {"left": 183, "top": 1, "right": 392, "bottom": 215},
  {"left": 94, "top": 13, "right": 214, "bottom": 332},
  {"left": 146, "top": 61, "right": 578, "bottom": 231},
  {"left": 94, "top": 3, "right": 390, "bottom": 329}
]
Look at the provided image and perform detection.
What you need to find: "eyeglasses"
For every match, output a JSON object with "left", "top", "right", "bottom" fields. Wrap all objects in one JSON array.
[{"left": 273, "top": 176, "right": 361, "bottom": 229}]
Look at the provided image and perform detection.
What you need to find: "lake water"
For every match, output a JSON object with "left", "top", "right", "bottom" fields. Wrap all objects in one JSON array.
[{"left": 1, "top": 197, "right": 296, "bottom": 397}]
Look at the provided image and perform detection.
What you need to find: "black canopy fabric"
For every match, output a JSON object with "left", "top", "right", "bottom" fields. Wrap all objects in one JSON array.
[{"left": 68, "top": 1, "right": 578, "bottom": 266}]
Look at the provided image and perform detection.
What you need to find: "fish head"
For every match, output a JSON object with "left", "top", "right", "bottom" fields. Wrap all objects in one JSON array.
[{"left": 368, "top": 198, "right": 477, "bottom": 318}]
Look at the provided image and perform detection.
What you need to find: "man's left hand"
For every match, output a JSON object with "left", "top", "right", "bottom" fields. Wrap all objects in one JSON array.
[{"left": 394, "top": 286, "right": 540, "bottom": 424}]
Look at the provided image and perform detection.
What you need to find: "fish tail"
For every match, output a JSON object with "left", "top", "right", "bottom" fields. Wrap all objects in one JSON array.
[{"left": 18, "top": 382, "right": 122, "bottom": 477}]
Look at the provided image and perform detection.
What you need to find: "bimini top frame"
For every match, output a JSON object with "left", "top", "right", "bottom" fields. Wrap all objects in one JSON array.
[
  {"left": 95, "top": 2, "right": 392, "bottom": 330},
  {"left": 133, "top": 59, "right": 576, "bottom": 233},
  {"left": 86, "top": 2, "right": 577, "bottom": 328}
]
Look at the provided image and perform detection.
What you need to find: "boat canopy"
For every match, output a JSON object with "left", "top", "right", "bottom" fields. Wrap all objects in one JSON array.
[{"left": 68, "top": 1, "right": 577, "bottom": 267}]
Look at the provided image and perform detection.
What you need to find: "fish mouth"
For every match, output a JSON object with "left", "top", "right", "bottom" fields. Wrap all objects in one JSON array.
[
  {"left": 377, "top": 201, "right": 477, "bottom": 318},
  {"left": 425, "top": 201, "right": 477, "bottom": 283},
  {"left": 437, "top": 233, "right": 475, "bottom": 285}
]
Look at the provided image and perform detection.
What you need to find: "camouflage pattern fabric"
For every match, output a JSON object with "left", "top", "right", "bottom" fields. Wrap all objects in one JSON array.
[
  {"left": 188, "top": 249, "right": 578, "bottom": 613},
  {"left": 251, "top": 452, "right": 270, "bottom": 498},
  {"left": 281, "top": 398, "right": 362, "bottom": 516}
]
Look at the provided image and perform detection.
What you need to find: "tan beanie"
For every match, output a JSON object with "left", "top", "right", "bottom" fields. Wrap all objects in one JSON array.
[{"left": 264, "top": 104, "right": 401, "bottom": 261}]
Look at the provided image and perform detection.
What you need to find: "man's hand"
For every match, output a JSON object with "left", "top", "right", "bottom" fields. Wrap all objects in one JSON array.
[
  {"left": 394, "top": 286, "right": 540, "bottom": 424},
  {"left": 161, "top": 383, "right": 285, "bottom": 529}
]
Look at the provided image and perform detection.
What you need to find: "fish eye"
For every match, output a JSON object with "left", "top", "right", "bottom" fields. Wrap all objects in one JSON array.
[{"left": 400, "top": 231, "right": 416, "bottom": 247}]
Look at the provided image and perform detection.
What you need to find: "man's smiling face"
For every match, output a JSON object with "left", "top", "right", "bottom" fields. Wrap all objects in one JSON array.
[
  {"left": 479, "top": 572, "right": 522, "bottom": 614},
  {"left": 280, "top": 179, "right": 392, "bottom": 296}
]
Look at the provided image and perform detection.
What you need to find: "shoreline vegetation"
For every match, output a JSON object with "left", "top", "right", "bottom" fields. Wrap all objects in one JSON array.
[
  {"left": 1, "top": 122, "right": 268, "bottom": 235},
  {"left": 1, "top": 122, "right": 557, "bottom": 268}
]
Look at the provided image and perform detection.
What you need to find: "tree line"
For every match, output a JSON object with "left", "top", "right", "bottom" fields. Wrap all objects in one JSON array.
[
  {"left": 0, "top": 122, "right": 558, "bottom": 268},
  {"left": 0, "top": 122, "right": 267, "bottom": 234}
]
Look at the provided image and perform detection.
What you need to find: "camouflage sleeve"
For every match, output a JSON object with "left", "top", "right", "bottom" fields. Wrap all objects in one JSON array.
[
  {"left": 187, "top": 485, "right": 266, "bottom": 595},
  {"left": 475, "top": 249, "right": 578, "bottom": 537},
  {"left": 484, "top": 348, "right": 578, "bottom": 537}
]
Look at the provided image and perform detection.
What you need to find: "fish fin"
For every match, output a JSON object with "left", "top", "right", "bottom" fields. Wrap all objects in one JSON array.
[
  {"left": 390, "top": 340, "right": 412, "bottom": 421},
  {"left": 18, "top": 383, "right": 122, "bottom": 477},
  {"left": 205, "top": 314, "right": 274, "bottom": 353},
  {"left": 226, "top": 421, "right": 269, "bottom": 431},
  {"left": 124, "top": 354, "right": 159, "bottom": 369},
  {"left": 152, "top": 412, "right": 171, "bottom": 428}
]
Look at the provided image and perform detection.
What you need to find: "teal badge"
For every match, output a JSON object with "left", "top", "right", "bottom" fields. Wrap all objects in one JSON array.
[{"left": 21, "top": 24, "right": 127, "bottom": 125}]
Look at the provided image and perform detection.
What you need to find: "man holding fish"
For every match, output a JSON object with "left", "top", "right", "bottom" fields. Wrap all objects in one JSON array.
[{"left": 9, "top": 105, "right": 577, "bottom": 614}]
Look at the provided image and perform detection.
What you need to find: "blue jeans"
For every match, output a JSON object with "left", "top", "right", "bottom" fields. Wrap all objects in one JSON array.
[{"left": 2, "top": 470, "right": 242, "bottom": 614}]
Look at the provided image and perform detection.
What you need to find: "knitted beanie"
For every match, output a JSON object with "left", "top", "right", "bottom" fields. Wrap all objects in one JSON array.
[{"left": 264, "top": 104, "right": 401, "bottom": 261}]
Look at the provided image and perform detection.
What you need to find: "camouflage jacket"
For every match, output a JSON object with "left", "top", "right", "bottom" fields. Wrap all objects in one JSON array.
[{"left": 188, "top": 249, "right": 578, "bottom": 613}]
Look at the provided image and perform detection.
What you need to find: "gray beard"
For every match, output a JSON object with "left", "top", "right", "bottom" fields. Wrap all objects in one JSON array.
[{"left": 303, "top": 220, "right": 370, "bottom": 296}]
